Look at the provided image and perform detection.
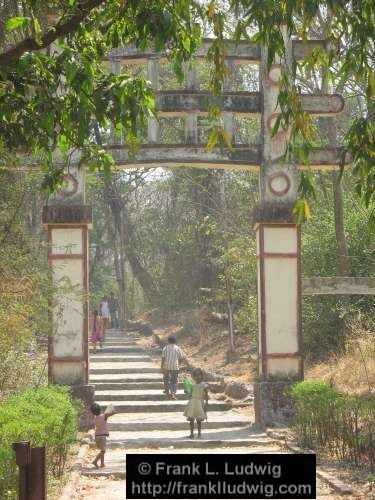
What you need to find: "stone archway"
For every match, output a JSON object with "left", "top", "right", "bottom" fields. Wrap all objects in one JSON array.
[{"left": 43, "top": 31, "right": 349, "bottom": 426}]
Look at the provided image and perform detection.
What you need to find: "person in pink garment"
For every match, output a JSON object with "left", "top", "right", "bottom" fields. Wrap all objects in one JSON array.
[
  {"left": 91, "top": 402, "right": 115, "bottom": 468},
  {"left": 90, "top": 310, "right": 102, "bottom": 353}
]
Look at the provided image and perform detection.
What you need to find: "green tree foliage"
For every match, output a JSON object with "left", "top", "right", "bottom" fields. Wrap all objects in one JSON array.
[
  {"left": 302, "top": 172, "right": 375, "bottom": 359},
  {"left": 0, "top": 0, "right": 202, "bottom": 188},
  {"left": 0, "top": 1, "right": 373, "bottom": 214},
  {"left": 0, "top": 171, "right": 53, "bottom": 398}
]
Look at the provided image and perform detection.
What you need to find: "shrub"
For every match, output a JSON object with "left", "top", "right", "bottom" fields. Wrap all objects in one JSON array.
[
  {"left": 0, "top": 385, "right": 81, "bottom": 499},
  {"left": 291, "top": 380, "right": 375, "bottom": 470},
  {"left": 0, "top": 350, "right": 47, "bottom": 402}
]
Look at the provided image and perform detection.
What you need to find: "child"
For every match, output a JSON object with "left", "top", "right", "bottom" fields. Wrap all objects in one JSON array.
[
  {"left": 161, "top": 336, "right": 186, "bottom": 400},
  {"left": 91, "top": 402, "right": 115, "bottom": 468},
  {"left": 183, "top": 368, "right": 208, "bottom": 439},
  {"left": 90, "top": 310, "right": 102, "bottom": 353},
  {"left": 100, "top": 295, "right": 110, "bottom": 337}
]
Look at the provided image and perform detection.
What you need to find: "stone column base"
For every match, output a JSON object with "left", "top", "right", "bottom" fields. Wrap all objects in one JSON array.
[
  {"left": 254, "top": 380, "right": 296, "bottom": 428},
  {"left": 71, "top": 384, "right": 95, "bottom": 431}
]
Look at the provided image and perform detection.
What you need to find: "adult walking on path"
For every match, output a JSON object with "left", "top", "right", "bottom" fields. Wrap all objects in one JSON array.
[
  {"left": 161, "top": 336, "right": 187, "bottom": 400},
  {"left": 100, "top": 296, "right": 110, "bottom": 338},
  {"left": 108, "top": 292, "right": 119, "bottom": 329}
]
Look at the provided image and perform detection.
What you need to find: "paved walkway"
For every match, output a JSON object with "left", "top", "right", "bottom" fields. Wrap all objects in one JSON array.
[{"left": 72, "top": 329, "right": 346, "bottom": 498}]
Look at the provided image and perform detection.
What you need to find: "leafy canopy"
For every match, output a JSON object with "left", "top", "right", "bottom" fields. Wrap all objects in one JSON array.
[{"left": 0, "top": 0, "right": 374, "bottom": 217}]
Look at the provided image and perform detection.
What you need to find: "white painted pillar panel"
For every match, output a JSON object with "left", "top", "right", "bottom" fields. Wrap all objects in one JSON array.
[
  {"left": 264, "top": 227, "right": 297, "bottom": 253},
  {"left": 264, "top": 258, "right": 298, "bottom": 352},
  {"left": 53, "top": 362, "right": 86, "bottom": 385},
  {"left": 257, "top": 254, "right": 262, "bottom": 373},
  {"left": 51, "top": 228, "right": 83, "bottom": 254},
  {"left": 47, "top": 223, "right": 89, "bottom": 385},
  {"left": 268, "top": 358, "right": 300, "bottom": 377},
  {"left": 52, "top": 258, "right": 84, "bottom": 357},
  {"left": 256, "top": 224, "right": 302, "bottom": 379}
]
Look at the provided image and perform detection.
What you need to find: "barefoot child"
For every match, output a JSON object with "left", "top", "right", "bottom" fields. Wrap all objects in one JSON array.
[
  {"left": 91, "top": 403, "right": 115, "bottom": 468},
  {"left": 90, "top": 310, "right": 102, "bottom": 353},
  {"left": 183, "top": 368, "right": 208, "bottom": 439}
]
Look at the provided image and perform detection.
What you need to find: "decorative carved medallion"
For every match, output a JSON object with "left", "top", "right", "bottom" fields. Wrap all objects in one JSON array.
[
  {"left": 268, "top": 172, "right": 291, "bottom": 197},
  {"left": 59, "top": 174, "right": 79, "bottom": 198}
]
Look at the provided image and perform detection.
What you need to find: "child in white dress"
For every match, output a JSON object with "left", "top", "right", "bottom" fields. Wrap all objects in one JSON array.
[{"left": 183, "top": 368, "right": 208, "bottom": 439}]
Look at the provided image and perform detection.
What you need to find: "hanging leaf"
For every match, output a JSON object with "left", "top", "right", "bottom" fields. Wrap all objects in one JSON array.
[
  {"left": 33, "top": 17, "right": 43, "bottom": 46},
  {"left": 5, "top": 16, "right": 30, "bottom": 32},
  {"left": 292, "top": 197, "right": 311, "bottom": 224},
  {"left": 206, "top": 127, "right": 219, "bottom": 151},
  {"left": 303, "top": 198, "right": 311, "bottom": 220},
  {"left": 207, "top": 1, "right": 216, "bottom": 18}
]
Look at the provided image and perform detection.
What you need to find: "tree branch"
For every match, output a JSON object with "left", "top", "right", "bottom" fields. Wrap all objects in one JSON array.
[{"left": 0, "top": 0, "right": 108, "bottom": 66}]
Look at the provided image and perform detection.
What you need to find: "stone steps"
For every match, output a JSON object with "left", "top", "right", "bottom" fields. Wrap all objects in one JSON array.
[
  {"left": 90, "top": 355, "right": 151, "bottom": 362},
  {"left": 101, "top": 427, "right": 265, "bottom": 443},
  {"left": 90, "top": 361, "right": 159, "bottom": 374},
  {"left": 83, "top": 331, "right": 265, "bottom": 482},
  {"left": 95, "top": 436, "right": 277, "bottom": 449},
  {"left": 91, "top": 337, "right": 142, "bottom": 346},
  {"left": 90, "top": 347, "right": 145, "bottom": 354},
  {"left": 90, "top": 374, "right": 163, "bottom": 383},
  {"left": 104, "top": 334, "right": 139, "bottom": 338},
  {"left": 105, "top": 330, "right": 142, "bottom": 340},
  {"left": 92, "top": 381, "right": 223, "bottom": 391},
  {"left": 90, "top": 368, "right": 160, "bottom": 374},
  {"left": 90, "top": 341, "right": 140, "bottom": 346},
  {"left": 107, "top": 410, "right": 251, "bottom": 430},
  {"left": 91, "top": 346, "right": 144, "bottom": 353},
  {"left": 86, "top": 331, "right": 259, "bottom": 482},
  {"left": 97, "top": 400, "right": 232, "bottom": 413},
  {"left": 103, "top": 337, "right": 140, "bottom": 342},
  {"left": 92, "top": 382, "right": 183, "bottom": 391},
  {"left": 87, "top": 423, "right": 277, "bottom": 450},
  {"left": 109, "top": 422, "right": 252, "bottom": 432},
  {"left": 95, "top": 389, "right": 189, "bottom": 401}
]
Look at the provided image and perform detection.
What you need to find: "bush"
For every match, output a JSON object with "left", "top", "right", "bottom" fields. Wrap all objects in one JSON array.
[
  {"left": 0, "top": 385, "right": 81, "bottom": 499},
  {"left": 0, "top": 350, "right": 47, "bottom": 402},
  {"left": 291, "top": 380, "right": 375, "bottom": 470}
]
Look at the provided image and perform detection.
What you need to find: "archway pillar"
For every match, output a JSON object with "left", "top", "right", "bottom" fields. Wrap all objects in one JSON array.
[
  {"left": 254, "top": 222, "right": 303, "bottom": 426},
  {"left": 254, "top": 28, "right": 303, "bottom": 427},
  {"left": 42, "top": 168, "right": 94, "bottom": 429}
]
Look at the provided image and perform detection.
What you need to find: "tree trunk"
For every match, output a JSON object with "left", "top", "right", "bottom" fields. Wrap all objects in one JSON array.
[
  {"left": 332, "top": 170, "right": 350, "bottom": 276},
  {"left": 219, "top": 172, "right": 237, "bottom": 361},
  {"left": 317, "top": 15, "right": 350, "bottom": 278},
  {"left": 104, "top": 178, "right": 157, "bottom": 306},
  {"left": 106, "top": 207, "right": 127, "bottom": 325},
  {"left": 318, "top": 92, "right": 350, "bottom": 278},
  {"left": 319, "top": 73, "right": 350, "bottom": 348}
]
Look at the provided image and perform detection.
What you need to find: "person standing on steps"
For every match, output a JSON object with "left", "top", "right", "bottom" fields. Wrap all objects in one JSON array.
[
  {"left": 100, "top": 295, "right": 110, "bottom": 338},
  {"left": 90, "top": 402, "right": 115, "bottom": 469},
  {"left": 108, "top": 291, "right": 119, "bottom": 329},
  {"left": 183, "top": 368, "right": 208, "bottom": 439},
  {"left": 161, "top": 336, "right": 186, "bottom": 400},
  {"left": 90, "top": 309, "right": 103, "bottom": 353}
]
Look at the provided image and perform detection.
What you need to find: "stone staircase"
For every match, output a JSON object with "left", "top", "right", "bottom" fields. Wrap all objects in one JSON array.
[{"left": 83, "top": 328, "right": 280, "bottom": 478}]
